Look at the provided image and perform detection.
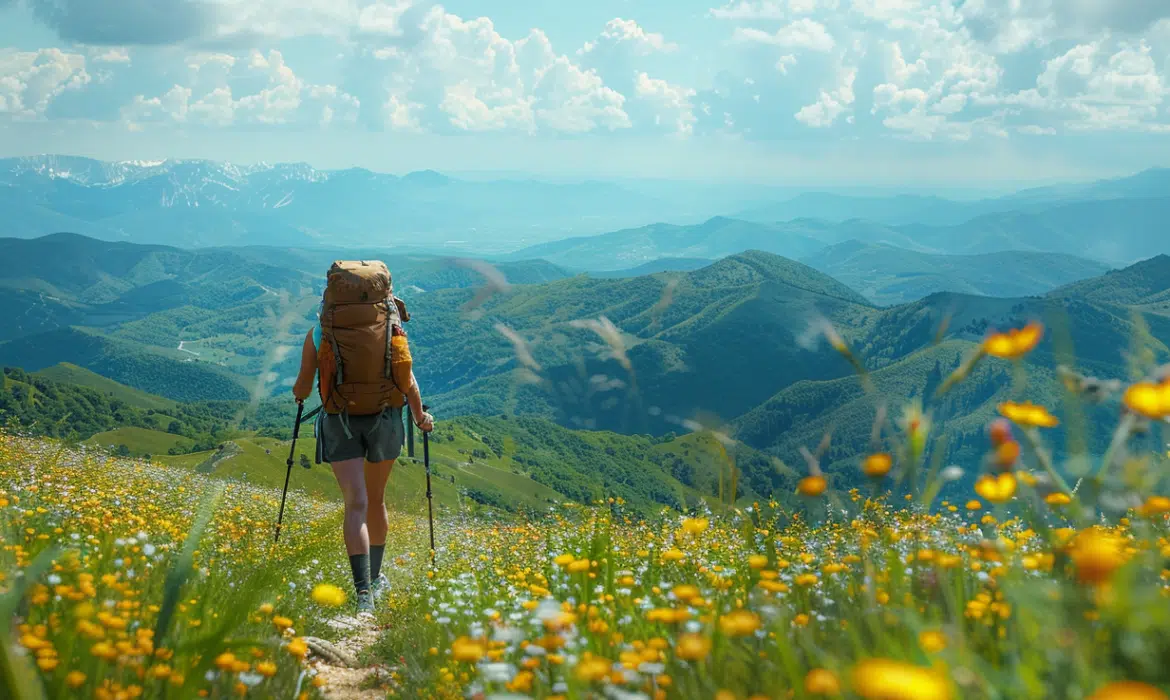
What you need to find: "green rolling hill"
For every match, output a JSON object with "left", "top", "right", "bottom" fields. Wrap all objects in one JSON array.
[
  {"left": 2, "top": 233, "right": 1167, "bottom": 509},
  {"left": 34, "top": 362, "right": 177, "bottom": 411}
]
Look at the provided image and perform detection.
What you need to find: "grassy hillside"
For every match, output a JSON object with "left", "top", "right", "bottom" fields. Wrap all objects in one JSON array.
[
  {"left": 34, "top": 362, "right": 177, "bottom": 410},
  {"left": 0, "top": 327, "right": 253, "bottom": 401},
  {"left": 85, "top": 426, "right": 194, "bottom": 456},
  {"left": 802, "top": 241, "right": 1112, "bottom": 306},
  {"left": 3, "top": 364, "right": 783, "bottom": 516},
  {"left": 1, "top": 366, "right": 237, "bottom": 446}
]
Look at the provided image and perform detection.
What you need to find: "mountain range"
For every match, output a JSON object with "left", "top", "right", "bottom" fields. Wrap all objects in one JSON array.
[
  {"left": 0, "top": 155, "right": 702, "bottom": 251},
  {"left": 508, "top": 198, "right": 1169, "bottom": 272},
  {"left": 734, "top": 167, "right": 1170, "bottom": 226},
  {"left": 801, "top": 242, "right": 1112, "bottom": 306},
  {"left": 2, "top": 232, "right": 1166, "bottom": 489},
  {"left": 6, "top": 155, "right": 1170, "bottom": 268}
]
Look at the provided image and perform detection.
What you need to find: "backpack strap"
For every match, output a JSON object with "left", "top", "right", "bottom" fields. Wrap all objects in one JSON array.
[
  {"left": 383, "top": 299, "right": 394, "bottom": 383},
  {"left": 327, "top": 306, "right": 345, "bottom": 386}
]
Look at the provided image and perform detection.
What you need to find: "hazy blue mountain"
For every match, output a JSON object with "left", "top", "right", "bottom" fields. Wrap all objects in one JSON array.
[
  {"left": 0, "top": 155, "right": 698, "bottom": 250},
  {"left": 532, "top": 194, "right": 1170, "bottom": 271},
  {"left": 735, "top": 168, "right": 1170, "bottom": 226},
  {"left": 504, "top": 217, "right": 832, "bottom": 270},
  {"left": 802, "top": 241, "right": 1113, "bottom": 306},
  {"left": 899, "top": 197, "right": 1170, "bottom": 265}
]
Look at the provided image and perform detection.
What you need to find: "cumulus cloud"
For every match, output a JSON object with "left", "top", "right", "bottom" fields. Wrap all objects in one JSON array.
[
  {"left": 90, "top": 47, "right": 132, "bottom": 64},
  {"left": 633, "top": 72, "right": 697, "bottom": 136},
  {"left": 11, "top": 0, "right": 1170, "bottom": 144},
  {"left": 795, "top": 65, "right": 855, "bottom": 126},
  {"left": 353, "top": 8, "right": 642, "bottom": 135},
  {"left": 122, "top": 49, "right": 359, "bottom": 129},
  {"left": 580, "top": 18, "right": 677, "bottom": 58},
  {"left": 732, "top": 19, "right": 836, "bottom": 52},
  {"left": 0, "top": 48, "right": 91, "bottom": 119},
  {"left": 710, "top": 0, "right": 832, "bottom": 21}
]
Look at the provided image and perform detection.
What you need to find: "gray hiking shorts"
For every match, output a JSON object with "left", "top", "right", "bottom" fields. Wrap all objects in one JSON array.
[{"left": 314, "top": 407, "right": 405, "bottom": 465}]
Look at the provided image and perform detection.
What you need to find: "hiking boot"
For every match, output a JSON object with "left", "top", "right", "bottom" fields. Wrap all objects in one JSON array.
[
  {"left": 355, "top": 590, "right": 374, "bottom": 616},
  {"left": 371, "top": 573, "right": 390, "bottom": 600}
]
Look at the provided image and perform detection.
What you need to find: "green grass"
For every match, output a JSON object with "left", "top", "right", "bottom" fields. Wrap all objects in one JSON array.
[{"left": 84, "top": 426, "right": 193, "bottom": 456}]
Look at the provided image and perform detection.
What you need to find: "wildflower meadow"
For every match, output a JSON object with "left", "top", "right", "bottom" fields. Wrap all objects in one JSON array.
[{"left": 5, "top": 319, "right": 1170, "bottom": 700}]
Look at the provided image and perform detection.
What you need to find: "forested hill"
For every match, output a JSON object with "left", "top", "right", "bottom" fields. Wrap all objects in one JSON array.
[{"left": 1, "top": 233, "right": 1168, "bottom": 500}]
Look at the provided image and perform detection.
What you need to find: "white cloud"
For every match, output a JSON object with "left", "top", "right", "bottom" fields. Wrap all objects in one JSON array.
[
  {"left": 634, "top": 72, "right": 697, "bottom": 136},
  {"left": 14, "top": 0, "right": 1170, "bottom": 146},
  {"left": 1018, "top": 124, "right": 1056, "bottom": 135},
  {"left": 710, "top": 0, "right": 835, "bottom": 20},
  {"left": 1027, "top": 40, "right": 1170, "bottom": 132},
  {"left": 0, "top": 48, "right": 91, "bottom": 119},
  {"left": 384, "top": 93, "right": 424, "bottom": 131},
  {"left": 122, "top": 49, "right": 358, "bottom": 129},
  {"left": 121, "top": 85, "right": 193, "bottom": 124},
  {"left": 91, "top": 48, "right": 131, "bottom": 64},
  {"left": 733, "top": 19, "right": 836, "bottom": 52},
  {"left": 532, "top": 58, "right": 630, "bottom": 133},
  {"left": 359, "top": 8, "right": 636, "bottom": 134},
  {"left": 356, "top": 0, "right": 415, "bottom": 36},
  {"left": 580, "top": 18, "right": 677, "bottom": 57},
  {"left": 795, "top": 66, "right": 855, "bottom": 126}
]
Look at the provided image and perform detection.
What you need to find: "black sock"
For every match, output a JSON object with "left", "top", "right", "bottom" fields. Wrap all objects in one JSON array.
[
  {"left": 349, "top": 553, "right": 370, "bottom": 595},
  {"left": 370, "top": 544, "right": 386, "bottom": 582}
]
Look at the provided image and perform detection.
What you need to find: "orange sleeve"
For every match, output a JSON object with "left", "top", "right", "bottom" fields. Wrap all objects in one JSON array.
[
  {"left": 292, "top": 329, "right": 318, "bottom": 402},
  {"left": 391, "top": 330, "right": 413, "bottom": 393}
]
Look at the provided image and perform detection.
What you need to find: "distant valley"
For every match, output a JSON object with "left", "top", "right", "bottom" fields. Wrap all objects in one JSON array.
[{"left": 2, "top": 232, "right": 1167, "bottom": 492}]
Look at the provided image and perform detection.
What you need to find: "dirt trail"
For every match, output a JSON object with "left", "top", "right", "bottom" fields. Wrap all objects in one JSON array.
[{"left": 306, "top": 614, "right": 394, "bottom": 699}]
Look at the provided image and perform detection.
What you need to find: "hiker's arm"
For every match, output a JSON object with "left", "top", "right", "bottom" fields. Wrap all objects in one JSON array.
[
  {"left": 404, "top": 371, "right": 433, "bottom": 431},
  {"left": 291, "top": 329, "right": 317, "bottom": 403},
  {"left": 391, "top": 330, "right": 432, "bottom": 431}
]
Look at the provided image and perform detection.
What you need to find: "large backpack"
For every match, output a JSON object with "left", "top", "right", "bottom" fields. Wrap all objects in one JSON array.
[{"left": 317, "top": 260, "right": 411, "bottom": 416}]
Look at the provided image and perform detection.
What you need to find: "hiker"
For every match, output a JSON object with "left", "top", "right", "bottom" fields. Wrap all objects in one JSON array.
[{"left": 292, "top": 261, "right": 434, "bottom": 614}]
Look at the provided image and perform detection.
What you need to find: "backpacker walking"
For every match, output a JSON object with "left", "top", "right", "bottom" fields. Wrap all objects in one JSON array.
[{"left": 292, "top": 260, "right": 434, "bottom": 615}]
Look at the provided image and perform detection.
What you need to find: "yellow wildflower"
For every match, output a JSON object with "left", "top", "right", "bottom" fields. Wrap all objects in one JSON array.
[
  {"left": 998, "top": 401, "right": 1059, "bottom": 428},
  {"left": 851, "top": 658, "right": 953, "bottom": 700},
  {"left": 311, "top": 584, "right": 347, "bottom": 608},
  {"left": 983, "top": 322, "right": 1043, "bottom": 360}
]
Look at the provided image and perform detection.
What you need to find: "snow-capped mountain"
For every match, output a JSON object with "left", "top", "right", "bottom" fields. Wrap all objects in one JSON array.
[{"left": 0, "top": 155, "right": 680, "bottom": 249}]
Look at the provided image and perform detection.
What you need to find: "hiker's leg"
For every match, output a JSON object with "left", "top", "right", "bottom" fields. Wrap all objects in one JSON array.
[
  {"left": 365, "top": 460, "right": 394, "bottom": 583},
  {"left": 364, "top": 459, "right": 395, "bottom": 548},
  {"left": 330, "top": 456, "right": 371, "bottom": 594}
]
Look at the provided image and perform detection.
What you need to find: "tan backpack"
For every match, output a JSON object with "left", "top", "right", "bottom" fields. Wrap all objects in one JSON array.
[{"left": 316, "top": 260, "right": 411, "bottom": 416}]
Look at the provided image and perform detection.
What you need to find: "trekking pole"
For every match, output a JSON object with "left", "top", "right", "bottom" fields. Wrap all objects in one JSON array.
[
  {"left": 423, "top": 404, "right": 435, "bottom": 565},
  {"left": 407, "top": 405, "right": 415, "bottom": 458},
  {"left": 275, "top": 401, "right": 305, "bottom": 543}
]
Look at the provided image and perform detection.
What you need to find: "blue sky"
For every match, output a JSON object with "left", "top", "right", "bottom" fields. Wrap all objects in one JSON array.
[{"left": 2, "top": 0, "right": 1170, "bottom": 186}]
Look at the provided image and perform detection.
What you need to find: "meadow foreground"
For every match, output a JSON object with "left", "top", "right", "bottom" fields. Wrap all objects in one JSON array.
[{"left": 4, "top": 321, "right": 1170, "bottom": 700}]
